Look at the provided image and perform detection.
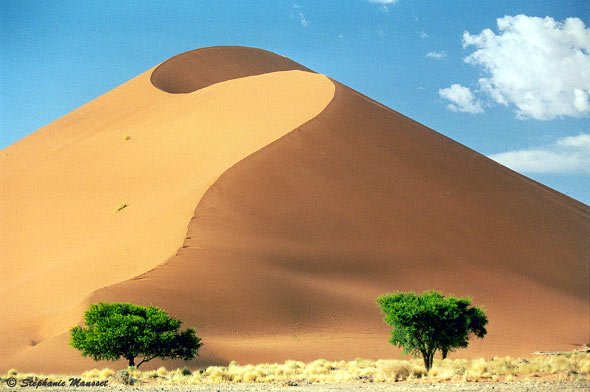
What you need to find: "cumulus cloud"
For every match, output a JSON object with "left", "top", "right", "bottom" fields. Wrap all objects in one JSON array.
[
  {"left": 462, "top": 15, "right": 590, "bottom": 120},
  {"left": 426, "top": 51, "right": 446, "bottom": 59},
  {"left": 489, "top": 133, "right": 590, "bottom": 174},
  {"left": 439, "top": 84, "right": 484, "bottom": 114}
]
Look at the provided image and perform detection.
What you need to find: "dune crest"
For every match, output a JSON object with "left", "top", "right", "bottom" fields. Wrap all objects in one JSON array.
[
  {"left": 151, "top": 46, "right": 313, "bottom": 94},
  {"left": 0, "top": 49, "right": 334, "bottom": 371}
]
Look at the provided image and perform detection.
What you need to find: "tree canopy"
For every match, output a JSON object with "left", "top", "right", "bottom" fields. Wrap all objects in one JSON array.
[
  {"left": 376, "top": 290, "right": 487, "bottom": 371},
  {"left": 70, "top": 302, "right": 202, "bottom": 368}
]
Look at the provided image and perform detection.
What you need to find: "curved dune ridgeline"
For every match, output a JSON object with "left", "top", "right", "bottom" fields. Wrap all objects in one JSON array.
[
  {"left": 1, "top": 47, "right": 588, "bottom": 373},
  {"left": 0, "top": 47, "right": 334, "bottom": 372},
  {"left": 151, "top": 46, "right": 314, "bottom": 94}
]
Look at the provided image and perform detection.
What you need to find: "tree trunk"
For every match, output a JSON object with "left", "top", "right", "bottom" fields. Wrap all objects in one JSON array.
[
  {"left": 422, "top": 351, "right": 431, "bottom": 372},
  {"left": 423, "top": 350, "right": 435, "bottom": 372},
  {"left": 420, "top": 349, "right": 426, "bottom": 372},
  {"left": 128, "top": 356, "right": 135, "bottom": 367}
]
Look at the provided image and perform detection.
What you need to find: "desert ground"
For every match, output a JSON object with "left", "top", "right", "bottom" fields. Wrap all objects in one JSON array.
[
  {"left": 1, "top": 382, "right": 589, "bottom": 392},
  {"left": 0, "top": 46, "right": 588, "bottom": 373},
  {"left": 2, "top": 351, "right": 589, "bottom": 391}
]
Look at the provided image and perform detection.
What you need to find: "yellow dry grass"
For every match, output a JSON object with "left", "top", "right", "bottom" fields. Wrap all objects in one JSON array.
[{"left": 2, "top": 352, "right": 588, "bottom": 385}]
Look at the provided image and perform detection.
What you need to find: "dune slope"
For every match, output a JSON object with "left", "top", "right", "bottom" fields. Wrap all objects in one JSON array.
[
  {"left": 85, "top": 80, "right": 589, "bottom": 369},
  {"left": 1, "top": 46, "right": 588, "bottom": 373},
  {"left": 0, "top": 47, "right": 334, "bottom": 372}
]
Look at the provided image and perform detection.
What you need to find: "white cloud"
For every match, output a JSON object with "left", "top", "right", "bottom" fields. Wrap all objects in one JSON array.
[
  {"left": 439, "top": 84, "right": 484, "bottom": 114},
  {"left": 298, "top": 12, "right": 308, "bottom": 27},
  {"left": 462, "top": 15, "right": 590, "bottom": 120},
  {"left": 557, "top": 133, "right": 590, "bottom": 148},
  {"left": 489, "top": 133, "right": 590, "bottom": 174},
  {"left": 367, "top": 0, "right": 396, "bottom": 12},
  {"left": 290, "top": 4, "right": 307, "bottom": 27},
  {"left": 426, "top": 51, "right": 446, "bottom": 59},
  {"left": 420, "top": 31, "right": 429, "bottom": 39}
]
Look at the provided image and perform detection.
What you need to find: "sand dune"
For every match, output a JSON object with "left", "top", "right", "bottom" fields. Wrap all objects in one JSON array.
[
  {"left": 1, "top": 47, "right": 588, "bottom": 373},
  {"left": 0, "top": 47, "right": 334, "bottom": 371}
]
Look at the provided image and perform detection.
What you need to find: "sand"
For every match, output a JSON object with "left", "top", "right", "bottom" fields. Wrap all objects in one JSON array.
[
  {"left": 0, "top": 46, "right": 588, "bottom": 373},
  {"left": 0, "top": 47, "right": 334, "bottom": 371}
]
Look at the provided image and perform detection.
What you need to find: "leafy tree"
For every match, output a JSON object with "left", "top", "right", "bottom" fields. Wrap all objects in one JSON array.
[
  {"left": 70, "top": 302, "right": 202, "bottom": 368},
  {"left": 376, "top": 290, "right": 487, "bottom": 371}
]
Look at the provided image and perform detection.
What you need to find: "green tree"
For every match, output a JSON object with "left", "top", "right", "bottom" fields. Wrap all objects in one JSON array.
[
  {"left": 70, "top": 302, "right": 202, "bottom": 368},
  {"left": 376, "top": 290, "right": 487, "bottom": 371}
]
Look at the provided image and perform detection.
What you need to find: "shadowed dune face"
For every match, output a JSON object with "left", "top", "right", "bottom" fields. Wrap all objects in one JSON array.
[
  {"left": 0, "top": 48, "right": 334, "bottom": 372},
  {"left": 1, "top": 46, "right": 589, "bottom": 373},
  {"left": 84, "top": 81, "right": 588, "bottom": 369},
  {"left": 151, "top": 46, "right": 313, "bottom": 93}
]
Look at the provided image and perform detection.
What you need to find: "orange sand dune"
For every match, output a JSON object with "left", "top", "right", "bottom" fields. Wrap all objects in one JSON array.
[
  {"left": 0, "top": 47, "right": 334, "bottom": 371},
  {"left": 1, "top": 47, "right": 588, "bottom": 373}
]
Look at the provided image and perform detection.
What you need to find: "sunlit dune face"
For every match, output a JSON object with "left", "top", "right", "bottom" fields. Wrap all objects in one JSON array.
[{"left": 0, "top": 47, "right": 334, "bottom": 373}]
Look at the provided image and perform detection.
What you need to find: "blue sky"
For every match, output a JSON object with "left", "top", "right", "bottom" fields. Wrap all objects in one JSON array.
[{"left": 1, "top": 0, "right": 589, "bottom": 204}]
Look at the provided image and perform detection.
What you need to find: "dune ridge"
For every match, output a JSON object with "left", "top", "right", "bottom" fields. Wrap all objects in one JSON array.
[
  {"left": 151, "top": 46, "right": 313, "bottom": 94},
  {"left": 0, "top": 47, "right": 334, "bottom": 372},
  {"left": 1, "top": 47, "right": 588, "bottom": 373}
]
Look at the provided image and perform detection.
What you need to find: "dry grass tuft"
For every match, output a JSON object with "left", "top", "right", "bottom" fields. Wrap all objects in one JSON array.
[
  {"left": 2, "top": 352, "right": 588, "bottom": 385},
  {"left": 156, "top": 366, "right": 167, "bottom": 377},
  {"left": 99, "top": 368, "right": 115, "bottom": 378}
]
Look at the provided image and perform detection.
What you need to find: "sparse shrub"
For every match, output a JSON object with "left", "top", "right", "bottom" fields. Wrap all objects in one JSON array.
[
  {"left": 182, "top": 367, "right": 192, "bottom": 376},
  {"left": 114, "top": 369, "right": 133, "bottom": 385},
  {"left": 156, "top": 366, "right": 167, "bottom": 377},
  {"left": 125, "top": 136, "right": 131, "bottom": 141},
  {"left": 114, "top": 203, "right": 128, "bottom": 212}
]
